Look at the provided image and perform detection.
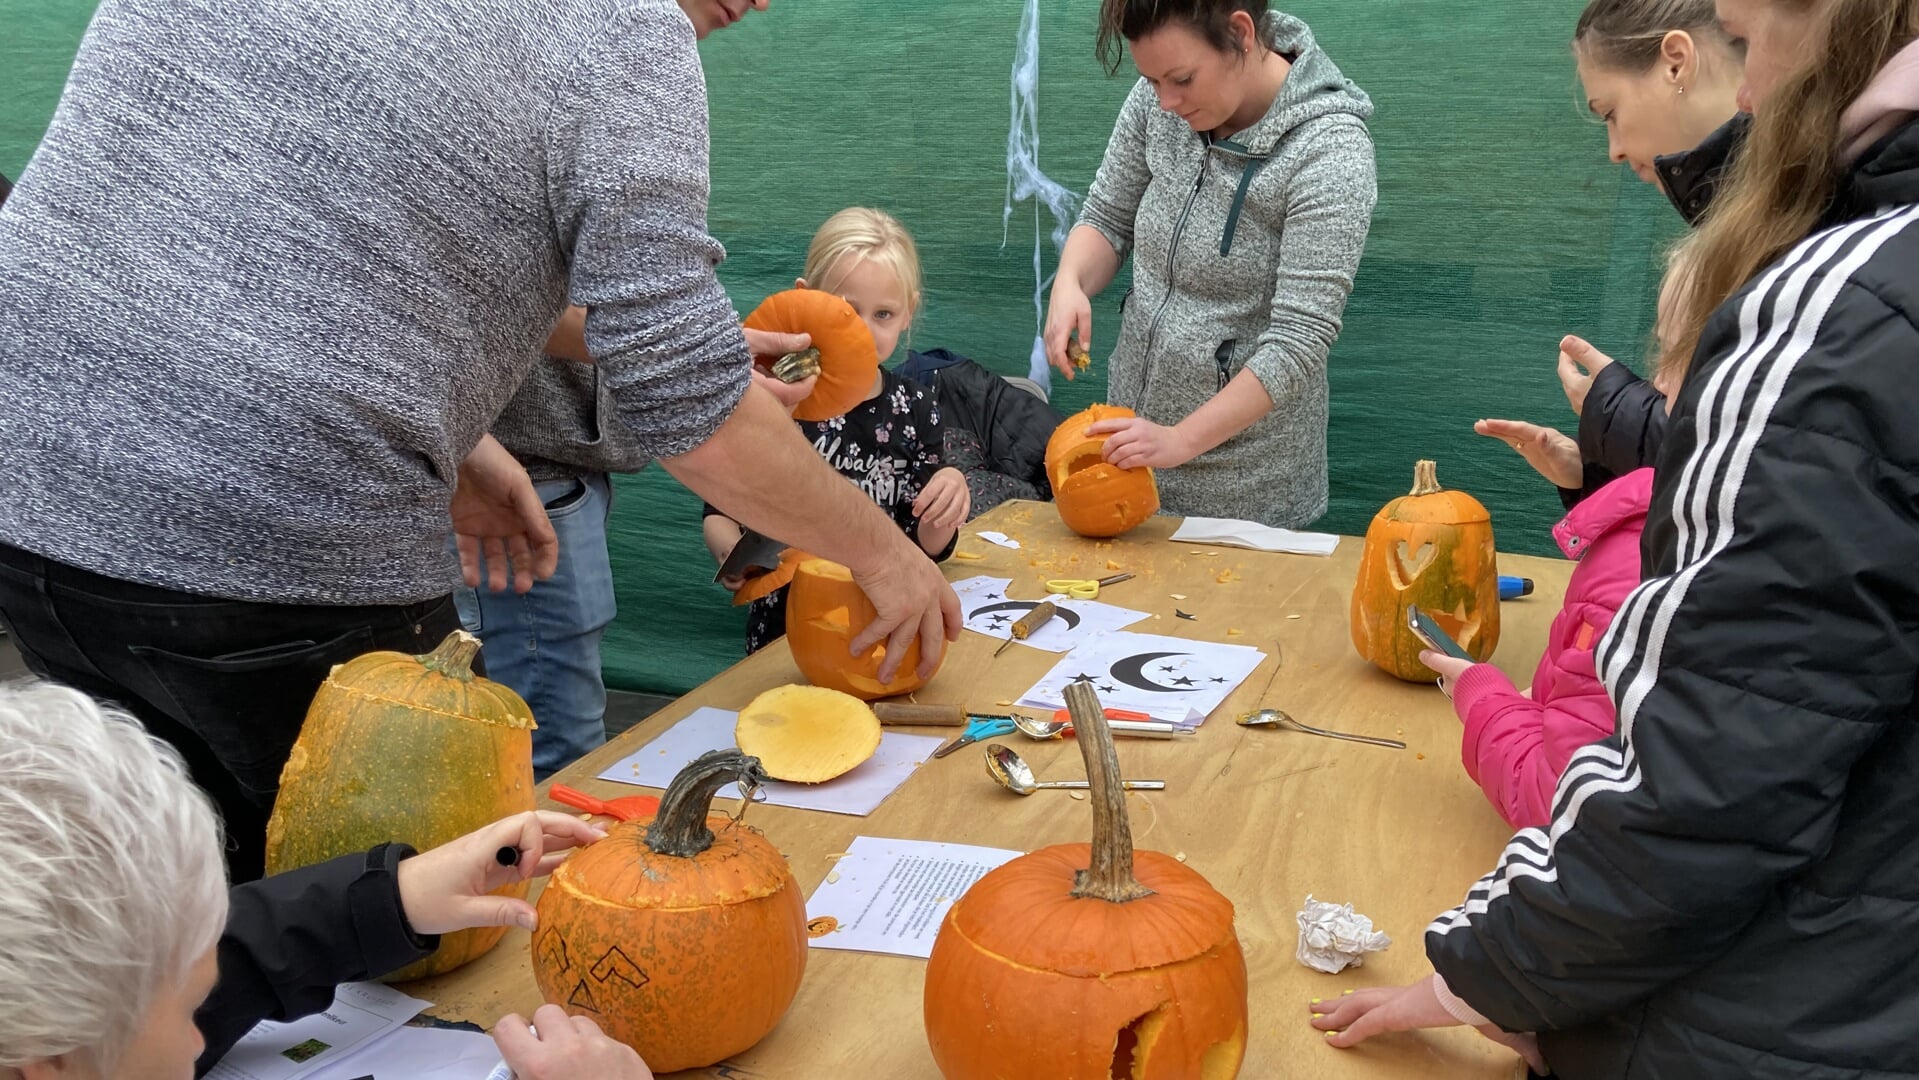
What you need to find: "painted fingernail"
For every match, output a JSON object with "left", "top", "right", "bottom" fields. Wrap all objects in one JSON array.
[
  {"left": 1310, "top": 997, "right": 1321, "bottom": 1005},
  {"left": 1343, "top": 989, "right": 1355, "bottom": 995}
]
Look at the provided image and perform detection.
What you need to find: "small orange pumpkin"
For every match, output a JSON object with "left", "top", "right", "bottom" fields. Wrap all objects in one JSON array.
[
  {"left": 265, "top": 631, "right": 535, "bottom": 980},
  {"left": 785, "top": 557, "right": 941, "bottom": 700},
  {"left": 1350, "top": 459, "right": 1501, "bottom": 681},
  {"left": 531, "top": 749, "right": 806, "bottom": 1073},
  {"left": 924, "top": 682, "right": 1248, "bottom": 1078},
  {"left": 742, "top": 288, "right": 879, "bottom": 422},
  {"left": 1046, "top": 404, "right": 1160, "bottom": 538}
]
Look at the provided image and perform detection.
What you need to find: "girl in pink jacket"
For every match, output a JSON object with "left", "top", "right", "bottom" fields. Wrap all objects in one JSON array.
[{"left": 1438, "top": 468, "right": 1652, "bottom": 830}]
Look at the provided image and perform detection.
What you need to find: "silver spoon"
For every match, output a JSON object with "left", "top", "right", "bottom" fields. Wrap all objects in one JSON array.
[
  {"left": 984, "top": 744, "right": 1167, "bottom": 795},
  {"left": 1011, "top": 714, "right": 1194, "bottom": 740},
  {"left": 1236, "top": 708, "right": 1407, "bottom": 749}
]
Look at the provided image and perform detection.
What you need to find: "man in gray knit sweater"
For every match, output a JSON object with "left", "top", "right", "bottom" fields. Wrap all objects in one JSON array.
[{"left": 0, "top": 0, "right": 956, "bottom": 881}]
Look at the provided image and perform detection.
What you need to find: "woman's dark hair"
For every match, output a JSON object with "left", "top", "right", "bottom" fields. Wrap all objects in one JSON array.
[{"left": 1096, "top": 0, "right": 1270, "bottom": 74}]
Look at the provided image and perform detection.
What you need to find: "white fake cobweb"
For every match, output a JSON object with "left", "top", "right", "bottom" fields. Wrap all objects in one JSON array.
[{"left": 1003, "top": 0, "right": 1080, "bottom": 386}]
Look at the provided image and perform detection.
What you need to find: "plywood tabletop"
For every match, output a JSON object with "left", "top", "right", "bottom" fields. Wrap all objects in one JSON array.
[{"left": 412, "top": 501, "right": 1569, "bottom": 1079}]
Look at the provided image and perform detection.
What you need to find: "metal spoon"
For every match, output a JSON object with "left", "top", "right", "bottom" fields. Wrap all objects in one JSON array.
[
  {"left": 984, "top": 744, "right": 1167, "bottom": 795},
  {"left": 1010, "top": 714, "right": 1195, "bottom": 740},
  {"left": 1236, "top": 708, "right": 1407, "bottom": 750}
]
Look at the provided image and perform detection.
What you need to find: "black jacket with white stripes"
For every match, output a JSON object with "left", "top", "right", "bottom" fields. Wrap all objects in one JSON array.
[{"left": 1427, "top": 119, "right": 1919, "bottom": 1078}]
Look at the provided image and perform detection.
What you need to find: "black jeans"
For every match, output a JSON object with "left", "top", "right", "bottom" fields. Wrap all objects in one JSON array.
[{"left": 0, "top": 542, "right": 467, "bottom": 882}]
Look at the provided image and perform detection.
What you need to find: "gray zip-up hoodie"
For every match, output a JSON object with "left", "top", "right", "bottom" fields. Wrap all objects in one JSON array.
[{"left": 1080, "top": 12, "right": 1376, "bottom": 528}]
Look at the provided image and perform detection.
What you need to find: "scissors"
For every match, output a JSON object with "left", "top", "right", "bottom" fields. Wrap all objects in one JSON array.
[
  {"left": 932, "top": 714, "right": 1018, "bottom": 759},
  {"left": 1043, "top": 571, "right": 1135, "bottom": 600}
]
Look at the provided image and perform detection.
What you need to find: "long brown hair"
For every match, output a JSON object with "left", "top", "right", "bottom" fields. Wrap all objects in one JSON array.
[
  {"left": 1574, "top": 0, "right": 1734, "bottom": 72},
  {"left": 1660, "top": 0, "right": 1919, "bottom": 379}
]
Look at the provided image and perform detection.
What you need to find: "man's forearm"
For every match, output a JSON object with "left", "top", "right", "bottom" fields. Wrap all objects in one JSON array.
[{"left": 663, "top": 385, "right": 910, "bottom": 576}]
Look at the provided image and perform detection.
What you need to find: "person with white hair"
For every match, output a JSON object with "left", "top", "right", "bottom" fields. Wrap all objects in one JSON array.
[{"left": 0, "top": 681, "right": 651, "bottom": 1080}]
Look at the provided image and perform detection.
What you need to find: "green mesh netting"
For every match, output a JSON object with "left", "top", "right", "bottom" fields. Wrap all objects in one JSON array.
[{"left": 1, "top": 1, "right": 1680, "bottom": 696}]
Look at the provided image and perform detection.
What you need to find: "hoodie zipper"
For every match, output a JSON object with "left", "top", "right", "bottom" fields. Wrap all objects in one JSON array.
[{"left": 1134, "top": 156, "right": 1208, "bottom": 417}]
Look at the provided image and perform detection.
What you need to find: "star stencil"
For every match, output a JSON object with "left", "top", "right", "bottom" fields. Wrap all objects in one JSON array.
[{"left": 1069, "top": 673, "right": 1097, "bottom": 684}]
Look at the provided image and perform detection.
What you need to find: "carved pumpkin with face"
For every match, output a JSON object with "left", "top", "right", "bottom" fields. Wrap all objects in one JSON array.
[{"left": 1350, "top": 460, "right": 1500, "bottom": 680}]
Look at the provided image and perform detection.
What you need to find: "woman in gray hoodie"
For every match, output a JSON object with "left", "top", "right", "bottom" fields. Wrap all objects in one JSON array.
[{"left": 1045, "top": 1, "right": 1377, "bottom": 529}]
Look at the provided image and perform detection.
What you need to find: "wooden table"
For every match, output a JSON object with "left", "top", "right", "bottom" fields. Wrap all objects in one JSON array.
[{"left": 415, "top": 501, "right": 1571, "bottom": 1079}]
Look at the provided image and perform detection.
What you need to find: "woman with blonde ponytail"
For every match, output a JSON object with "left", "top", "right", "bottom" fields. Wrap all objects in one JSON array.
[{"left": 1315, "top": 2, "right": 1919, "bottom": 1076}]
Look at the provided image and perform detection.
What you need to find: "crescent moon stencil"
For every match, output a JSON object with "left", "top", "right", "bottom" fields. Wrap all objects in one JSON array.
[
  {"left": 967, "top": 601, "right": 1083, "bottom": 630},
  {"left": 1109, "top": 652, "right": 1191, "bottom": 694}
]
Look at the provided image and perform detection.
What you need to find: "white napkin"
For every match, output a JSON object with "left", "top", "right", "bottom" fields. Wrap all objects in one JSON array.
[{"left": 1171, "top": 516, "right": 1340, "bottom": 556}]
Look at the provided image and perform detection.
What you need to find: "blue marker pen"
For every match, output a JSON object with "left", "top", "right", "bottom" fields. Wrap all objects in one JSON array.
[{"left": 1499, "top": 575, "right": 1535, "bottom": 601}]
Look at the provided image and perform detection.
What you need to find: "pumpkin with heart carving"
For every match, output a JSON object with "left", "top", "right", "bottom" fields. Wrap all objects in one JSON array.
[{"left": 1350, "top": 460, "right": 1500, "bottom": 680}]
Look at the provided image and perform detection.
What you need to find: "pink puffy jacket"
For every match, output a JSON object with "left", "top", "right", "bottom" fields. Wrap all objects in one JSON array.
[{"left": 1450, "top": 468, "right": 1653, "bottom": 830}]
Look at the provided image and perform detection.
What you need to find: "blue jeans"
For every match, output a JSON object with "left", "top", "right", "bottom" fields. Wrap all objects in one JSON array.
[{"left": 455, "top": 473, "right": 616, "bottom": 779}]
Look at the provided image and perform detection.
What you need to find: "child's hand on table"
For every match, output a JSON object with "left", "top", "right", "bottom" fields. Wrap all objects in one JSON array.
[
  {"left": 494, "top": 1004, "right": 653, "bottom": 1080},
  {"left": 913, "top": 467, "right": 971, "bottom": 530},
  {"left": 1309, "top": 975, "right": 1546, "bottom": 1073}
]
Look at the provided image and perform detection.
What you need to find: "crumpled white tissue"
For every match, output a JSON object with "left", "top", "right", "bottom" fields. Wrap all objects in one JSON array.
[{"left": 1296, "top": 894, "right": 1393, "bottom": 974}]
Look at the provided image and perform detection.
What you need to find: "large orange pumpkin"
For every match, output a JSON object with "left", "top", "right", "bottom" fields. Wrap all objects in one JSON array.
[
  {"left": 785, "top": 557, "right": 941, "bottom": 700},
  {"left": 742, "top": 288, "right": 879, "bottom": 422},
  {"left": 924, "top": 683, "right": 1248, "bottom": 1079},
  {"left": 1046, "top": 404, "right": 1160, "bottom": 538},
  {"left": 531, "top": 749, "right": 806, "bottom": 1073},
  {"left": 1350, "top": 459, "right": 1501, "bottom": 681},
  {"left": 265, "top": 630, "right": 535, "bottom": 980}
]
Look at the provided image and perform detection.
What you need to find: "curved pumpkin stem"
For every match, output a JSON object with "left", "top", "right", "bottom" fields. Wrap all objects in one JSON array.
[
  {"left": 418, "top": 630, "right": 482, "bottom": 681},
  {"left": 1410, "top": 459, "right": 1441, "bottom": 497},
  {"left": 645, "top": 749, "right": 770, "bottom": 859},
  {"left": 1065, "top": 681, "right": 1155, "bottom": 904}
]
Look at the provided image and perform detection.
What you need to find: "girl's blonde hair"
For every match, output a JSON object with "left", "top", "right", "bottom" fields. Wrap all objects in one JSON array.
[
  {"left": 1573, "top": 0, "right": 1740, "bottom": 73},
  {"left": 802, "top": 207, "right": 923, "bottom": 315},
  {"left": 1661, "top": 0, "right": 1919, "bottom": 380}
]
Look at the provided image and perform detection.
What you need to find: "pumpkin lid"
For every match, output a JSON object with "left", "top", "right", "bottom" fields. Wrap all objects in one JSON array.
[
  {"left": 326, "top": 630, "right": 535, "bottom": 730},
  {"left": 548, "top": 749, "right": 793, "bottom": 907},
  {"left": 1383, "top": 460, "right": 1490, "bottom": 524},
  {"left": 548, "top": 816, "right": 792, "bottom": 909},
  {"left": 742, "top": 289, "right": 880, "bottom": 423},
  {"left": 735, "top": 685, "right": 881, "bottom": 783},
  {"left": 950, "top": 682, "right": 1235, "bottom": 975},
  {"left": 947, "top": 843, "right": 1237, "bottom": 977}
]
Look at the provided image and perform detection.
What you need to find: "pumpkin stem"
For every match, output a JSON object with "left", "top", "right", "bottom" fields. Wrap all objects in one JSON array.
[
  {"left": 1065, "top": 681, "right": 1155, "bottom": 904},
  {"left": 1410, "top": 459, "right": 1441, "bottom": 497},
  {"left": 418, "top": 629, "right": 482, "bottom": 681},
  {"left": 645, "top": 749, "right": 770, "bottom": 859}
]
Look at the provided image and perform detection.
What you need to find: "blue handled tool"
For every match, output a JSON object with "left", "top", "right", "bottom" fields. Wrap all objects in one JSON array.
[
  {"left": 1498, "top": 575, "right": 1535, "bottom": 600},
  {"left": 933, "top": 714, "right": 1018, "bottom": 759}
]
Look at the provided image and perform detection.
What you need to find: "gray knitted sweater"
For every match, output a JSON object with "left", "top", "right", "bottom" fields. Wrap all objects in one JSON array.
[
  {"left": 0, "top": 0, "right": 748, "bottom": 604},
  {"left": 1081, "top": 12, "right": 1376, "bottom": 528}
]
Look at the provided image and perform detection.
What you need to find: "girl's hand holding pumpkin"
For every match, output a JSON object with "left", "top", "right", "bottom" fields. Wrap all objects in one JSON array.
[
  {"left": 396, "top": 810, "right": 607, "bottom": 935},
  {"left": 1089, "top": 416, "right": 1197, "bottom": 471},
  {"left": 1474, "top": 418, "right": 1581, "bottom": 490},
  {"left": 493, "top": 1004, "right": 653, "bottom": 1080},
  {"left": 913, "top": 467, "right": 971, "bottom": 531},
  {"left": 1309, "top": 976, "right": 1547, "bottom": 1073}
]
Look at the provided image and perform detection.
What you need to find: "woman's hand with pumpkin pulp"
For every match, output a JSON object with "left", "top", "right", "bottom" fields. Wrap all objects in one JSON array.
[{"left": 395, "top": 810, "right": 607, "bottom": 935}]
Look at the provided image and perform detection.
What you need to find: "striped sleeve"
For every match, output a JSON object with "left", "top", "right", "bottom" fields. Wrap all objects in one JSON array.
[{"left": 1425, "top": 205, "right": 1919, "bottom": 1032}]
